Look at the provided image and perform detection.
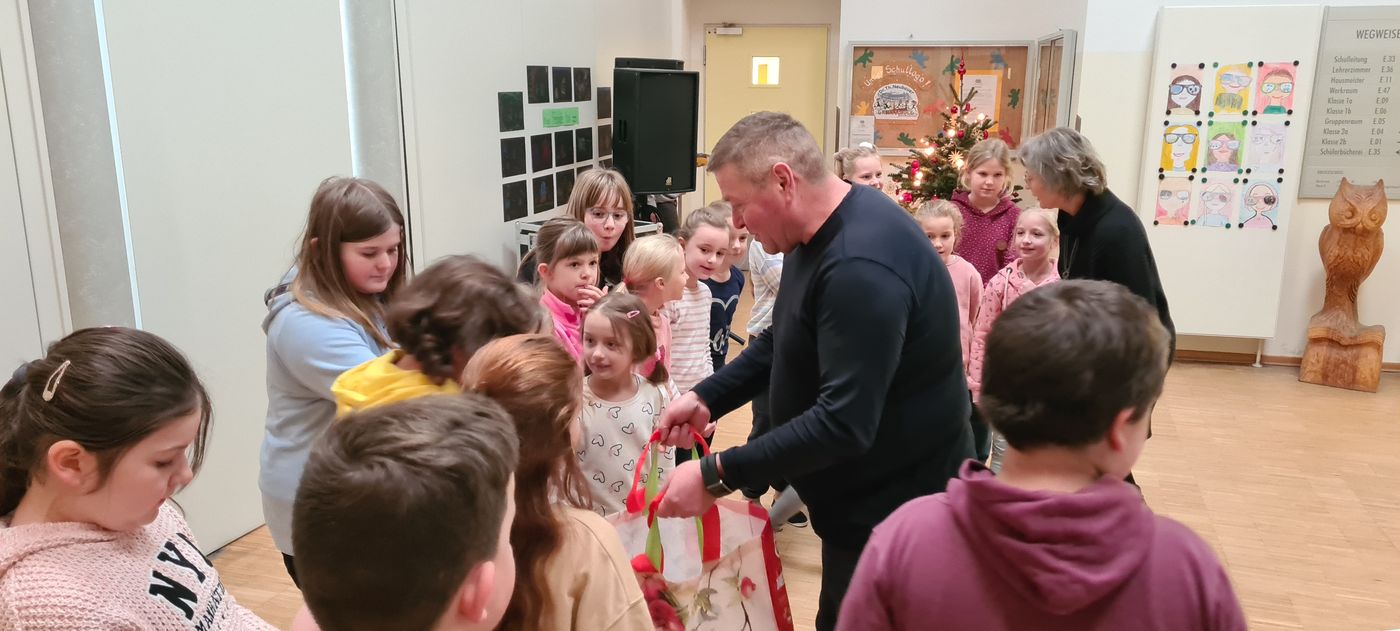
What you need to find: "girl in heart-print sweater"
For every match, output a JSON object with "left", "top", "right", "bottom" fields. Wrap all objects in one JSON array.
[{"left": 576, "top": 293, "right": 675, "bottom": 516}]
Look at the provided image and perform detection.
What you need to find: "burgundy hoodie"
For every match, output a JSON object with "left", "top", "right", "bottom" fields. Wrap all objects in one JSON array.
[
  {"left": 951, "top": 190, "right": 1021, "bottom": 284},
  {"left": 837, "top": 462, "right": 1246, "bottom": 630}
]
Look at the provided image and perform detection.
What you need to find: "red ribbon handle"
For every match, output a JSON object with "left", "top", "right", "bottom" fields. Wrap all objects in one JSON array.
[{"left": 625, "top": 429, "right": 723, "bottom": 565}]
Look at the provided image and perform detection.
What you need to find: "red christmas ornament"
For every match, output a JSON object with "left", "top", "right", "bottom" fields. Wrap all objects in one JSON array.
[
  {"left": 950, "top": 106, "right": 959, "bottom": 114},
  {"left": 964, "top": 104, "right": 972, "bottom": 113},
  {"left": 911, "top": 161, "right": 922, "bottom": 169},
  {"left": 957, "top": 130, "right": 965, "bottom": 138}
]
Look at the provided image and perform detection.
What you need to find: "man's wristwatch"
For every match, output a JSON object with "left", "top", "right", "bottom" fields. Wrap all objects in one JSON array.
[{"left": 699, "top": 454, "right": 733, "bottom": 497}]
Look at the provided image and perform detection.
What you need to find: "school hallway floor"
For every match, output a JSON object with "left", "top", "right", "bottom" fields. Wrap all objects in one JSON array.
[{"left": 211, "top": 289, "right": 1400, "bottom": 630}]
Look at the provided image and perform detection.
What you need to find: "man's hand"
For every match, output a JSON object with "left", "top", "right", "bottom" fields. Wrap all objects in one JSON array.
[
  {"left": 658, "top": 391, "right": 711, "bottom": 447},
  {"left": 656, "top": 460, "right": 717, "bottom": 518},
  {"left": 576, "top": 284, "right": 608, "bottom": 311}
]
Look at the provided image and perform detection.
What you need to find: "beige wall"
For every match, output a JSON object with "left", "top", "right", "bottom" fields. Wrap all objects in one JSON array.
[
  {"left": 684, "top": 0, "right": 841, "bottom": 210},
  {"left": 26, "top": 0, "right": 356, "bottom": 549},
  {"left": 399, "top": 0, "right": 682, "bottom": 268},
  {"left": 1079, "top": 0, "right": 1399, "bottom": 363}
]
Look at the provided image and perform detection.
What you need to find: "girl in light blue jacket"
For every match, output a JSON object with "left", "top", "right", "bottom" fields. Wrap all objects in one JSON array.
[{"left": 260, "top": 177, "right": 407, "bottom": 585}]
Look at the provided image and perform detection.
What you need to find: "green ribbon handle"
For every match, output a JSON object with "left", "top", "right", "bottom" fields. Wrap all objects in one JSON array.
[{"left": 643, "top": 441, "right": 665, "bottom": 571}]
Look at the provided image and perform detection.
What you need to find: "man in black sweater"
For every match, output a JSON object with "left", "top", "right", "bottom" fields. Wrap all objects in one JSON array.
[{"left": 656, "top": 112, "right": 974, "bottom": 631}]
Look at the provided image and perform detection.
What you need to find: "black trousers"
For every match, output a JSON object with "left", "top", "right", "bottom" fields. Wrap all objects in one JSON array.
[
  {"left": 967, "top": 391, "right": 991, "bottom": 462},
  {"left": 815, "top": 539, "right": 864, "bottom": 631},
  {"left": 282, "top": 553, "right": 301, "bottom": 588},
  {"left": 739, "top": 386, "right": 788, "bottom": 497}
]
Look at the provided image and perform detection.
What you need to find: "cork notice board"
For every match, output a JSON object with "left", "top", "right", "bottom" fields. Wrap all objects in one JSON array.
[{"left": 849, "top": 45, "right": 1029, "bottom": 151}]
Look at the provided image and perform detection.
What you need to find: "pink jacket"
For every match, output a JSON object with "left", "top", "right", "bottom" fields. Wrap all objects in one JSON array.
[
  {"left": 542, "top": 290, "right": 584, "bottom": 361},
  {"left": 969, "top": 259, "right": 1060, "bottom": 399},
  {"left": 0, "top": 503, "right": 275, "bottom": 630},
  {"left": 637, "top": 310, "right": 671, "bottom": 380},
  {"left": 951, "top": 190, "right": 1022, "bottom": 284},
  {"left": 945, "top": 254, "right": 982, "bottom": 376}
]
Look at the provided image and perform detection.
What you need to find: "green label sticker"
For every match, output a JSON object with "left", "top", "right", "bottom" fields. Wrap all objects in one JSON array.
[{"left": 543, "top": 107, "right": 580, "bottom": 128}]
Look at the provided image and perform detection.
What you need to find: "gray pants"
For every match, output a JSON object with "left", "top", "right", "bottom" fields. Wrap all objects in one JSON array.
[{"left": 989, "top": 431, "right": 1008, "bottom": 473}]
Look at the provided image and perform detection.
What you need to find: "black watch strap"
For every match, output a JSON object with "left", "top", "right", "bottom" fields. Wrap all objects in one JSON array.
[{"left": 699, "top": 454, "right": 733, "bottom": 497}]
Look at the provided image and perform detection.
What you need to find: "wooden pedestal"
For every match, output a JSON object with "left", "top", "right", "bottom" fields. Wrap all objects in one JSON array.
[{"left": 1299, "top": 324, "right": 1385, "bottom": 393}]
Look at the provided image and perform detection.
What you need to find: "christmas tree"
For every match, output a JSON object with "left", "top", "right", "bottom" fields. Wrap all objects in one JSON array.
[{"left": 889, "top": 58, "right": 1021, "bottom": 209}]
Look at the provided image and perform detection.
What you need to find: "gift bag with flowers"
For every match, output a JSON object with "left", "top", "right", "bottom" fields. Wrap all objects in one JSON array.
[{"left": 609, "top": 431, "right": 794, "bottom": 631}]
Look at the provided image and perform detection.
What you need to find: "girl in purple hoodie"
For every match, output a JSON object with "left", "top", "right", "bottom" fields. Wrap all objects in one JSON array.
[
  {"left": 837, "top": 281, "right": 1245, "bottom": 631},
  {"left": 952, "top": 139, "right": 1022, "bottom": 284}
]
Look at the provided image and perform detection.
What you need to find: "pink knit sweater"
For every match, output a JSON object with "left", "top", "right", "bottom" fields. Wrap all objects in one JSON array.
[
  {"left": 0, "top": 503, "right": 275, "bottom": 630},
  {"left": 944, "top": 254, "right": 982, "bottom": 378},
  {"left": 968, "top": 258, "right": 1060, "bottom": 399}
]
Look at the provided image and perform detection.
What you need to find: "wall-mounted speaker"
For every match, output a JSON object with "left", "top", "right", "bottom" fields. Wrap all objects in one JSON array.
[{"left": 612, "top": 67, "right": 699, "bottom": 195}]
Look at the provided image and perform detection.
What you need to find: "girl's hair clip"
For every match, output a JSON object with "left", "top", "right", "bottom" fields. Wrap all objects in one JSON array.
[
  {"left": 626, "top": 310, "right": 641, "bottom": 319},
  {"left": 42, "top": 359, "right": 72, "bottom": 402}
]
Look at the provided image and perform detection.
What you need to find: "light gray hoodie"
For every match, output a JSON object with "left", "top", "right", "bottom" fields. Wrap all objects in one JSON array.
[{"left": 259, "top": 269, "right": 389, "bottom": 555}]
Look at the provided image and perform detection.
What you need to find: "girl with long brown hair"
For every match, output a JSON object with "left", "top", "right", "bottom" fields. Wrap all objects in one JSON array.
[
  {"left": 463, "top": 335, "right": 651, "bottom": 631},
  {"left": 1, "top": 328, "right": 275, "bottom": 629},
  {"left": 260, "top": 176, "right": 408, "bottom": 585}
]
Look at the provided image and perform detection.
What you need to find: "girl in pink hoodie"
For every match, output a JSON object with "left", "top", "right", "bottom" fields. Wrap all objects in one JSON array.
[
  {"left": 952, "top": 138, "right": 1023, "bottom": 284},
  {"left": 969, "top": 209, "right": 1061, "bottom": 471},
  {"left": 532, "top": 217, "right": 605, "bottom": 361},
  {"left": 915, "top": 200, "right": 988, "bottom": 460},
  {"left": 0, "top": 327, "right": 274, "bottom": 629}
]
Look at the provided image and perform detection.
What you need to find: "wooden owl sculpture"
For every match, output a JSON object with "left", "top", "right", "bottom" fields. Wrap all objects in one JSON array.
[{"left": 1300, "top": 178, "right": 1387, "bottom": 392}]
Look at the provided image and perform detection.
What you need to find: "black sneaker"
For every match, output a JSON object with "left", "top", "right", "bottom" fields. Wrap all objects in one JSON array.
[{"left": 786, "top": 511, "right": 809, "bottom": 528}]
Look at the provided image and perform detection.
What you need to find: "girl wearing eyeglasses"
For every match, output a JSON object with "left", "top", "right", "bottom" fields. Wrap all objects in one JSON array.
[
  {"left": 1205, "top": 132, "right": 1242, "bottom": 172},
  {"left": 1258, "top": 69, "right": 1295, "bottom": 114},
  {"left": 1199, "top": 184, "right": 1234, "bottom": 228},
  {"left": 1166, "top": 74, "right": 1203, "bottom": 115},
  {"left": 1213, "top": 64, "right": 1252, "bottom": 114},
  {"left": 1160, "top": 125, "right": 1200, "bottom": 173},
  {"left": 1242, "top": 183, "right": 1280, "bottom": 230},
  {"left": 519, "top": 168, "right": 637, "bottom": 289}
]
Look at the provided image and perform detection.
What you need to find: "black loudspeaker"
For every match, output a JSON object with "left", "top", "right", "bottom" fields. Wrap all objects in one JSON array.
[
  {"left": 615, "top": 57, "right": 684, "bottom": 70},
  {"left": 613, "top": 67, "right": 699, "bottom": 195}
]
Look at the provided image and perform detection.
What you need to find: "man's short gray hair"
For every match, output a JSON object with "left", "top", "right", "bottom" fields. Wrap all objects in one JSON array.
[
  {"left": 707, "top": 112, "right": 828, "bottom": 183},
  {"left": 1018, "top": 127, "right": 1109, "bottom": 196}
]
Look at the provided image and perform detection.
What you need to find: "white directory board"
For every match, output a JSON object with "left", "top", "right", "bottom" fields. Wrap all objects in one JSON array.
[
  {"left": 1137, "top": 5, "right": 1324, "bottom": 339},
  {"left": 1300, "top": 6, "right": 1400, "bottom": 198}
]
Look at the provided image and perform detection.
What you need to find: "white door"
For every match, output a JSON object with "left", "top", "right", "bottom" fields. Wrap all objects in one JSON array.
[
  {"left": 0, "top": 47, "right": 47, "bottom": 367},
  {"left": 1029, "top": 30, "right": 1078, "bottom": 136}
]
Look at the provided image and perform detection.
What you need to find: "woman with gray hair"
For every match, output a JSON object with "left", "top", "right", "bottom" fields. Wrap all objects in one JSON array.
[
  {"left": 1019, "top": 128, "right": 1174, "bottom": 489},
  {"left": 1018, "top": 127, "right": 1175, "bottom": 349}
]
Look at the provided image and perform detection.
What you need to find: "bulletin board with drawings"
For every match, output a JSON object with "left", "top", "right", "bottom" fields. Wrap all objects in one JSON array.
[
  {"left": 847, "top": 44, "right": 1029, "bottom": 152},
  {"left": 1137, "top": 5, "right": 1324, "bottom": 339}
]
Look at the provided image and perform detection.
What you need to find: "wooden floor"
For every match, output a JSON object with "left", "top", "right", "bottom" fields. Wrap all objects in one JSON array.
[{"left": 212, "top": 288, "right": 1400, "bottom": 630}]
